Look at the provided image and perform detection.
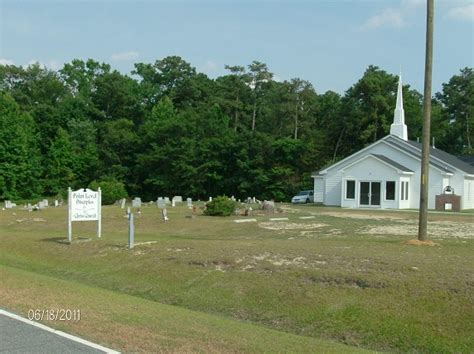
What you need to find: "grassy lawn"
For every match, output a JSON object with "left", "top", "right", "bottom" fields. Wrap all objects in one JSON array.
[{"left": 1, "top": 203, "right": 473, "bottom": 352}]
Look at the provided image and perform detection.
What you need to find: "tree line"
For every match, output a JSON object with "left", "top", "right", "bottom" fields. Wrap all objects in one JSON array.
[{"left": 0, "top": 57, "right": 472, "bottom": 201}]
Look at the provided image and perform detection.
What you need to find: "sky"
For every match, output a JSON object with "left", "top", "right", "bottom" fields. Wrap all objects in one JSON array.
[{"left": 0, "top": 0, "right": 473, "bottom": 94}]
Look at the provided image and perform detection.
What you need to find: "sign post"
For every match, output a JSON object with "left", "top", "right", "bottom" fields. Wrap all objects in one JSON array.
[
  {"left": 67, "top": 187, "right": 102, "bottom": 243},
  {"left": 128, "top": 212, "right": 134, "bottom": 249}
]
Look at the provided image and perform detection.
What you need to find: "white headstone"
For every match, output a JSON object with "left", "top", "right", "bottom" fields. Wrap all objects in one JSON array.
[
  {"left": 231, "top": 196, "right": 236, "bottom": 202},
  {"left": 4, "top": 200, "right": 12, "bottom": 209},
  {"left": 172, "top": 196, "right": 183, "bottom": 203},
  {"left": 164, "top": 197, "right": 170, "bottom": 204},
  {"left": 209, "top": 197, "right": 212, "bottom": 202},
  {"left": 27, "top": 203, "right": 32, "bottom": 212},
  {"left": 42, "top": 199, "right": 48, "bottom": 207},
  {"left": 157, "top": 198, "right": 166, "bottom": 209},
  {"left": 132, "top": 197, "right": 141, "bottom": 208},
  {"left": 54, "top": 200, "right": 59, "bottom": 207},
  {"left": 38, "top": 201, "right": 46, "bottom": 209},
  {"left": 172, "top": 200, "right": 176, "bottom": 207},
  {"left": 187, "top": 198, "right": 192, "bottom": 209},
  {"left": 120, "top": 198, "right": 126, "bottom": 209}
]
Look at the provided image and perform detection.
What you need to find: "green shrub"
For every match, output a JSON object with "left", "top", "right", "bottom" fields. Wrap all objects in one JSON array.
[
  {"left": 204, "top": 196, "right": 236, "bottom": 216},
  {"left": 88, "top": 178, "right": 128, "bottom": 205}
]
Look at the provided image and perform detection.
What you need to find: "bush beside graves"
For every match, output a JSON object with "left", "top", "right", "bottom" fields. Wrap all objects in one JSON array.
[
  {"left": 89, "top": 178, "right": 128, "bottom": 205},
  {"left": 204, "top": 196, "right": 236, "bottom": 216}
]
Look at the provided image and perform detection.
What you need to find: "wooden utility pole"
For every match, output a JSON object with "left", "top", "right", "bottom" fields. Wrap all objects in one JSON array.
[{"left": 418, "top": 0, "right": 434, "bottom": 241}]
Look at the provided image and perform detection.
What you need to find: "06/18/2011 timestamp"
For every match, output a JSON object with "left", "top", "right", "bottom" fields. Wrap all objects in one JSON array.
[{"left": 28, "top": 309, "right": 81, "bottom": 322}]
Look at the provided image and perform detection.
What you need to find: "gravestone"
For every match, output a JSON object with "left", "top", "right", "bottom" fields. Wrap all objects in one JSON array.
[
  {"left": 262, "top": 200, "right": 276, "bottom": 212},
  {"left": 38, "top": 201, "right": 46, "bottom": 209},
  {"left": 27, "top": 203, "right": 33, "bottom": 212},
  {"left": 252, "top": 197, "right": 256, "bottom": 203},
  {"left": 157, "top": 198, "right": 166, "bottom": 209},
  {"left": 4, "top": 200, "right": 12, "bottom": 209},
  {"left": 120, "top": 198, "right": 126, "bottom": 209},
  {"left": 132, "top": 197, "right": 141, "bottom": 208},
  {"left": 172, "top": 196, "right": 183, "bottom": 203},
  {"left": 172, "top": 199, "right": 176, "bottom": 207},
  {"left": 54, "top": 200, "right": 59, "bottom": 207},
  {"left": 164, "top": 197, "right": 170, "bottom": 204},
  {"left": 187, "top": 198, "right": 193, "bottom": 209},
  {"left": 209, "top": 196, "right": 212, "bottom": 202},
  {"left": 42, "top": 199, "right": 49, "bottom": 207},
  {"left": 231, "top": 196, "right": 236, "bottom": 202}
]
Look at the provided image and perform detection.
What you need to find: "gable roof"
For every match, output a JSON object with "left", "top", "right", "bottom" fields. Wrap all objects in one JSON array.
[
  {"left": 371, "top": 154, "right": 413, "bottom": 172},
  {"left": 340, "top": 153, "right": 414, "bottom": 174},
  {"left": 386, "top": 135, "right": 474, "bottom": 174},
  {"left": 316, "top": 134, "right": 473, "bottom": 176}
]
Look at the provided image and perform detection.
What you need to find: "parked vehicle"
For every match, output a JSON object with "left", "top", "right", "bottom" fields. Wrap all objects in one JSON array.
[{"left": 291, "top": 190, "right": 314, "bottom": 204}]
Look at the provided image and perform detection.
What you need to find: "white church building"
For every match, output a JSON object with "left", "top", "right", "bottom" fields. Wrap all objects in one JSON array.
[{"left": 312, "top": 76, "right": 474, "bottom": 210}]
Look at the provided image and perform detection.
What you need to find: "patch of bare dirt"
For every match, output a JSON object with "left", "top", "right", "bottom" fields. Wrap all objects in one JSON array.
[
  {"left": 238, "top": 252, "right": 328, "bottom": 271},
  {"left": 319, "top": 211, "right": 405, "bottom": 221},
  {"left": 361, "top": 221, "right": 474, "bottom": 239},
  {"left": 258, "top": 222, "right": 329, "bottom": 230},
  {"left": 403, "top": 239, "right": 440, "bottom": 246}
]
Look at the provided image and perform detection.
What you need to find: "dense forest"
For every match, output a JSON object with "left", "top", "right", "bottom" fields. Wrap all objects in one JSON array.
[{"left": 0, "top": 57, "right": 472, "bottom": 202}]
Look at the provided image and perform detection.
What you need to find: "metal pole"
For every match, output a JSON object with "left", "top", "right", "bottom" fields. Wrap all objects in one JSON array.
[
  {"left": 128, "top": 212, "right": 134, "bottom": 249},
  {"left": 418, "top": 0, "right": 434, "bottom": 241},
  {"left": 68, "top": 187, "right": 72, "bottom": 243},
  {"left": 97, "top": 187, "right": 102, "bottom": 238}
]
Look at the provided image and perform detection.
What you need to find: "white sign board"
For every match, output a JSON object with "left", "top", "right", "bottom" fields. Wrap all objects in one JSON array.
[{"left": 68, "top": 187, "right": 101, "bottom": 242}]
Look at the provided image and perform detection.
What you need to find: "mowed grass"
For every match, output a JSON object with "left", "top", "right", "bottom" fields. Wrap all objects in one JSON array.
[{"left": 1, "top": 203, "right": 473, "bottom": 353}]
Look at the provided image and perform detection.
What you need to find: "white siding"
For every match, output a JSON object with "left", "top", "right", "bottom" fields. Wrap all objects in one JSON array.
[
  {"left": 464, "top": 178, "right": 474, "bottom": 209},
  {"left": 322, "top": 140, "right": 470, "bottom": 210},
  {"left": 313, "top": 176, "right": 324, "bottom": 203},
  {"left": 341, "top": 156, "right": 401, "bottom": 209},
  {"left": 324, "top": 172, "right": 342, "bottom": 206}
]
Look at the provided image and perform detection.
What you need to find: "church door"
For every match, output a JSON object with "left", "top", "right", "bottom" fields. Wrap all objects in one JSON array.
[{"left": 360, "top": 181, "right": 381, "bottom": 207}]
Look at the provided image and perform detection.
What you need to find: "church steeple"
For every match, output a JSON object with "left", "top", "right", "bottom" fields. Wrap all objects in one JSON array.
[{"left": 390, "top": 74, "right": 408, "bottom": 141}]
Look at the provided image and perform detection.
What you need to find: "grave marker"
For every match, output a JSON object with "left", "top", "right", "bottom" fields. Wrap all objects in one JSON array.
[
  {"left": 132, "top": 197, "right": 142, "bottom": 208},
  {"left": 128, "top": 212, "right": 134, "bottom": 249},
  {"left": 157, "top": 198, "right": 166, "bottom": 209},
  {"left": 187, "top": 198, "right": 193, "bottom": 209}
]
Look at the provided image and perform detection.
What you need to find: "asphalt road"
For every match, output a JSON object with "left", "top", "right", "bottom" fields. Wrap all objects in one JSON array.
[{"left": 0, "top": 313, "right": 112, "bottom": 353}]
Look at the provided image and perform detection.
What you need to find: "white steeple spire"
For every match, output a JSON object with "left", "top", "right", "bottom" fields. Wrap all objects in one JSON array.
[{"left": 390, "top": 73, "right": 408, "bottom": 141}]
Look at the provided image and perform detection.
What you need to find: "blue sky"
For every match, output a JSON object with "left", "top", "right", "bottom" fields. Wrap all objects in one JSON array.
[{"left": 1, "top": 0, "right": 473, "bottom": 94}]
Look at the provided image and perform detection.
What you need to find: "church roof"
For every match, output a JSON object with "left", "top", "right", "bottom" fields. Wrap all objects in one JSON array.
[
  {"left": 314, "top": 134, "right": 474, "bottom": 177},
  {"left": 371, "top": 154, "right": 413, "bottom": 172},
  {"left": 386, "top": 135, "right": 474, "bottom": 175}
]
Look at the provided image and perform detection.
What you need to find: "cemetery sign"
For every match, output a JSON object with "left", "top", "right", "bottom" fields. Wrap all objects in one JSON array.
[{"left": 68, "top": 187, "right": 102, "bottom": 242}]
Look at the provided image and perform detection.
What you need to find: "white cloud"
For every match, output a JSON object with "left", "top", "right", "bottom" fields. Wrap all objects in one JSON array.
[
  {"left": 362, "top": 8, "right": 405, "bottom": 30},
  {"left": 26, "top": 60, "right": 62, "bottom": 70},
  {"left": 448, "top": 4, "right": 474, "bottom": 22},
  {"left": 111, "top": 51, "right": 139, "bottom": 61},
  {"left": 401, "top": 0, "right": 425, "bottom": 8},
  {"left": 0, "top": 58, "right": 14, "bottom": 65}
]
